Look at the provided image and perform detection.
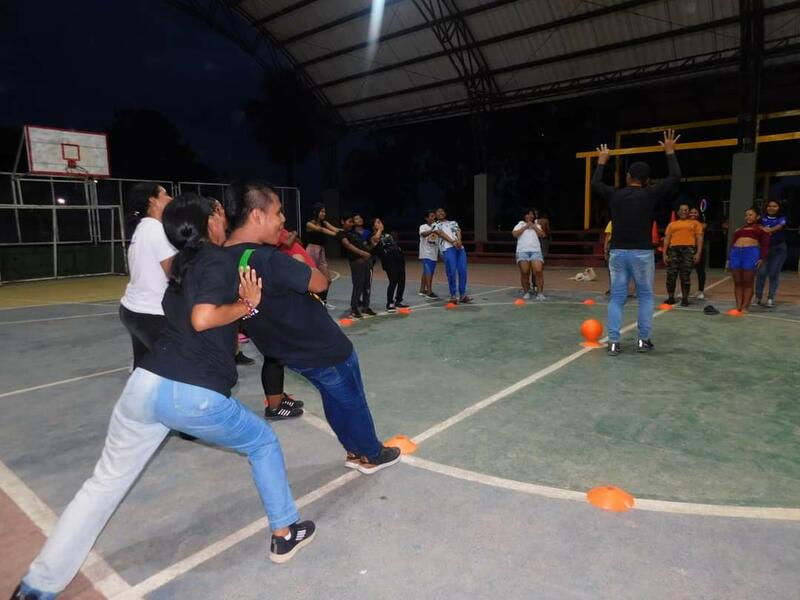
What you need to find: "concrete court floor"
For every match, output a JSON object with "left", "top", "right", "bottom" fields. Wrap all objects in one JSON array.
[{"left": 0, "top": 264, "right": 799, "bottom": 600}]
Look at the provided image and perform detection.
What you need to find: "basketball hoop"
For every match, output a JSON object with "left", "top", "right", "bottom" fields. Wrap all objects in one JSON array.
[
  {"left": 65, "top": 159, "right": 90, "bottom": 179},
  {"left": 66, "top": 158, "right": 78, "bottom": 169}
]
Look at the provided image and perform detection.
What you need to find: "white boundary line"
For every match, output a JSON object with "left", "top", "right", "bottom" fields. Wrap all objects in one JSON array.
[
  {"left": 0, "top": 312, "right": 118, "bottom": 326},
  {"left": 403, "top": 456, "right": 800, "bottom": 521},
  {"left": 328, "top": 269, "right": 340, "bottom": 282},
  {"left": 0, "top": 460, "right": 137, "bottom": 598},
  {"left": 412, "top": 307, "right": 668, "bottom": 444},
  {"left": 0, "top": 367, "right": 129, "bottom": 400},
  {"left": 117, "top": 470, "right": 361, "bottom": 599}
]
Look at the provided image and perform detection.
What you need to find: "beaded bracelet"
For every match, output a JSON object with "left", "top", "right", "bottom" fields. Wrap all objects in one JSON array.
[{"left": 240, "top": 298, "right": 259, "bottom": 320}]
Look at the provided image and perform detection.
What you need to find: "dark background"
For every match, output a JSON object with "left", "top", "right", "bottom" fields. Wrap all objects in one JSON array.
[{"left": 2, "top": 0, "right": 799, "bottom": 232}]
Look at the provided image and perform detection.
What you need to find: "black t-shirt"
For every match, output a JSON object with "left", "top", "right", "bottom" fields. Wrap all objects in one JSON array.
[
  {"left": 337, "top": 230, "right": 370, "bottom": 261},
  {"left": 142, "top": 245, "right": 239, "bottom": 397},
  {"left": 224, "top": 243, "right": 353, "bottom": 368},
  {"left": 591, "top": 153, "right": 681, "bottom": 249},
  {"left": 373, "top": 232, "right": 404, "bottom": 265}
]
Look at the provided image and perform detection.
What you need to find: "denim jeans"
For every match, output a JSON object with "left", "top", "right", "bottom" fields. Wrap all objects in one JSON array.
[
  {"left": 755, "top": 241, "right": 788, "bottom": 300},
  {"left": 288, "top": 350, "right": 382, "bottom": 459},
  {"left": 442, "top": 247, "right": 468, "bottom": 298},
  {"left": 21, "top": 368, "right": 297, "bottom": 598},
  {"left": 608, "top": 249, "right": 655, "bottom": 343}
]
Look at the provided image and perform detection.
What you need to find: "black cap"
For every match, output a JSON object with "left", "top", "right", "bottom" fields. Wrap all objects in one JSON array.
[{"left": 628, "top": 161, "right": 651, "bottom": 183}]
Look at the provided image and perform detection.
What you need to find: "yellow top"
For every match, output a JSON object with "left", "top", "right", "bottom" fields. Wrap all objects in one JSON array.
[{"left": 605, "top": 221, "right": 613, "bottom": 234}]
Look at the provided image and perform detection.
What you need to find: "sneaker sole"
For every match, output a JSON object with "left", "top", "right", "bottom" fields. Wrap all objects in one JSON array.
[
  {"left": 356, "top": 453, "right": 402, "bottom": 475},
  {"left": 344, "top": 459, "right": 360, "bottom": 469},
  {"left": 269, "top": 530, "right": 316, "bottom": 564}
]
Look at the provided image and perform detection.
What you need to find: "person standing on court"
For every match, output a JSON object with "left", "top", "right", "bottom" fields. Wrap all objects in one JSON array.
[
  {"left": 432, "top": 207, "right": 472, "bottom": 304},
  {"left": 512, "top": 209, "right": 546, "bottom": 300},
  {"left": 418, "top": 209, "right": 440, "bottom": 299},
  {"left": 305, "top": 203, "right": 340, "bottom": 309},
  {"left": 118, "top": 183, "right": 175, "bottom": 369},
  {"left": 591, "top": 129, "right": 682, "bottom": 355},
  {"left": 662, "top": 202, "right": 704, "bottom": 307},
  {"left": 338, "top": 213, "right": 376, "bottom": 319},
  {"left": 755, "top": 199, "right": 788, "bottom": 308}
]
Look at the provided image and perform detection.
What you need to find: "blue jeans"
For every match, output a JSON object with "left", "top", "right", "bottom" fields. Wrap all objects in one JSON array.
[
  {"left": 21, "top": 369, "right": 297, "bottom": 599},
  {"left": 289, "top": 350, "right": 382, "bottom": 459},
  {"left": 755, "top": 241, "right": 788, "bottom": 300},
  {"left": 442, "top": 247, "right": 468, "bottom": 298},
  {"left": 607, "top": 249, "right": 655, "bottom": 343}
]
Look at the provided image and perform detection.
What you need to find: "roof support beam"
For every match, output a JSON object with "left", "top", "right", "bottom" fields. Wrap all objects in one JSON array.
[
  {"left": 333, "top": 14, "right": 744, "bottom": 110},
  {"left": 253, "top": 0, "right": 320, "bottom": 26},
  {"left": 279, "top": 0, "right": 406, "bottom": 46},
  {"left": 301, "top": 0, "right": 654, "bottom": 71},
  {"left": 347, "top": 35, "right": 800, "bottom": 129}
]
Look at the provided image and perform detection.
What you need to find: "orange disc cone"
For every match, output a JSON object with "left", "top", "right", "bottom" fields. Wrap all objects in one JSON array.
[
  {"left": 513, "top": 298, "right": 525, "bottom": 306},
  {"left": 445, "top": 302, "right": 457, "bottom": 309},
  {"left": 726, "top": 308, "right": 744, "bottom": 317},
  {"left": 339, "top": 318, "right": 353, "bottom": 327},
  {"left": 398, "top": 307, "right": 412, "bottom": 315},
  {"left": 658, "top": 303, "right": 674, "bottom": 310},
  {"left": 582, "top": 299, "right": 596, "bottom": 305},
  {"left": 587, "top": 485, "right": 635, "bottom": 512},
  {"left": 384, "top": 435, "right": 417, "bottom": 454}
]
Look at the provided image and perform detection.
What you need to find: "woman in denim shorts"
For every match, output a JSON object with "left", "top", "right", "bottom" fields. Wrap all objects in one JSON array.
[{"left": 512, "top": 209, "right": 546, "bottom": 300}]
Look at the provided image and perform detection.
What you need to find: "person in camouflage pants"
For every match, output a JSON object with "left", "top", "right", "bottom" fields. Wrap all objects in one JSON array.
[{"left": 663, "top": 203, "right": 704, "bottom": 306}]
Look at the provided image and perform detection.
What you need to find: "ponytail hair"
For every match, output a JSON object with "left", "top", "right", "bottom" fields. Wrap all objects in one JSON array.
[
  {"left": 126, "top": 182, "right": 162, "bottom": 233},
  {"left": 162, "top": 193, "right": 218, "bottom": 290}
]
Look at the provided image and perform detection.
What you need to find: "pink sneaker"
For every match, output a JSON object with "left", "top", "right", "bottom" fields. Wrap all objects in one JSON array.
[{"left": 238, "top": 332, "right": 250, "bottom": 344}]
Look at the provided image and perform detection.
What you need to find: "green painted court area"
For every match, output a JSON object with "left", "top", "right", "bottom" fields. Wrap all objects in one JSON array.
[{"left": 284, "top": 301, "right": 800, "bottom": 508}]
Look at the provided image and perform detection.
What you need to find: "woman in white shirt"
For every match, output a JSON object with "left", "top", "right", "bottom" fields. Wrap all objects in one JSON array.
[
  {"left": 119, "top": 183, "right": 175, "bottom": 368},
  {"left": 512, "top": 209, "right": 546, "bottom": 300}
]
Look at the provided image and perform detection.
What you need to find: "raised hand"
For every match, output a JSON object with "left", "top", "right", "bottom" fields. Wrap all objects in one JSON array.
[
  {"left": 596, "top": 143, "right": 611, "bottom": 165},
  {"left": 659, "top": 129, "right": 681, "bottom": 154}
]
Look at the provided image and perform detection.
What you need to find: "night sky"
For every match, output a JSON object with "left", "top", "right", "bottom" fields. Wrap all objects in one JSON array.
[{"left": 0, "top": 0, "right": 321, "bottom": 186}]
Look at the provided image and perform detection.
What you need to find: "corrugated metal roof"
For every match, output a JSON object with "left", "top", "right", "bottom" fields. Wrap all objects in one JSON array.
[{"left": 230, "top": 0, "right": 800, "bottom": 127}]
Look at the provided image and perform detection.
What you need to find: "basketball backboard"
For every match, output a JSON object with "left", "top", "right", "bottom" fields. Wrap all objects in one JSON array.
[{"left": 24, "top": 125, "right": 110, "bottom": 178}]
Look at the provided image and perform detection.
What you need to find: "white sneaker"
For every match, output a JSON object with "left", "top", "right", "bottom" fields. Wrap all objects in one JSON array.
[
  {"left": 696, "top": 291, "right": 705, "bottom": 300},
  {"left": 536, "top": 293, "right": 546, "bottom": 301},
  {"left": 766, "top": 298, "right": 774, "bottom": 308},
  {"left": 523, "top": 292, "right": 532, "bottom": 300}
]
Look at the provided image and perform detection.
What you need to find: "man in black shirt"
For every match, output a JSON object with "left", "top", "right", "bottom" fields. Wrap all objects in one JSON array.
[
  {"left": 337, "top": 213, "right": 375, "bottom": 319},
  {"left": 591, "top": 129, "right": 681, "bottom": 355}
]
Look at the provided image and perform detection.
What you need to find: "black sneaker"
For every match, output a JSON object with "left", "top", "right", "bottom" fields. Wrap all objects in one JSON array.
[
  {"left": 362, "top": 307, "right": 377, "bottom": 317},
  {"left": 386, "top": 304, "right": 397, "bottom": 313},
  {"left": 265, "top": 405, "right": 303, "bottom": 420},
  {"left": 664, "top": 297, "right": 677, "bottom": 305},
  {"left": 280, "top": 393, "right": 303, "bottom": 409},
  {"left": 394, "top": 301, "right": 409, "bottom": 308},
  {"left": 459, "top": 295, "right": 474, "bottom": 304},
  {"left": 607, "top": 342, "right": 622, "bottom": 356},
  {"left": 425, "top": 292, "right": 439, "bottom": 299},
  {"left": 349, "top": 310, "right": 363, "bottom": 320},
  {"left": 235, "top": 351, "right": 256, "bottom": 366},
  {"left": 679, "top": 298, "right": 690, "bottom": 307},
  {"left": 357, "top": 445, "right": 402, "bottom": 475},
  {"left": 270, "top": 520, "right": 316, "bottom": 564},
  {"left": 637, "top": 339, "right": 654, "bottom": 353}
]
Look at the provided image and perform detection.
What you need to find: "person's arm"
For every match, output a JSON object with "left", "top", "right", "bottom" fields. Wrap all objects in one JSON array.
[
  {"left": 191, "top": 267, "right": 261, "bottom": 332},
  {"left": 757, "top": 229, "right": 770, "bottom": 268},
  {"left": 650, "top": 130, "right": 682, "bottom": 198},
  {"left": 341, "top": 236, "right": 371, "bottom": 260},
  {"left": 419, "top": 225, "right": 434, "bottom": 238},
  {"left": 160, "top": 256, "right": 173, "bottom": 277},
  {"left": 532, "top": 221, "right": 545, "bottom": 237},
  {"left": 603, "top": 232, "right": 611, "bottom": 260},
  {"left": 308, "top": 268, "right": 328, "bottom": 293},
  {"left": 512, "top": 224, "right": 525, "bottom": 239},
  {"left": 761, "top": 217, "right": 786, "bottom": 234},
  {"left": 662, "top": 226, "right": 672, "bottom": 264},
  {"left": 590, "top": 144, "right": 615, "bottom": 200},
  {"left": 435, "top": 228, "right": 456, "bottom": 244},
  {"left": 693, "top": 226, "right": 704, "bottom": 264},
  {"left": 322, "top": 220, "right": 342, "bottom": 234}
]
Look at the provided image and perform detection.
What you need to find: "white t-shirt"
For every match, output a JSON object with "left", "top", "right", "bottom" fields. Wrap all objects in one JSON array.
[
  {"left": 120, "top": 217, "right": 177, "bottom": 315},
  {"left": 418, "top": 224, "right": 439, "bottom": 260},
  {"left": 513, "top": 221, "right": 543, "bottom": 253},
  {"left": 433, "top": 220, "right": 459, "bottom": 252}
]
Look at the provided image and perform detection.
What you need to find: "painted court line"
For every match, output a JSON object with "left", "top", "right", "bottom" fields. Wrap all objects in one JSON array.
[
  {"left": 0, "top": 460, "right": 136, "bottom": 599},
  {"left": 117, "top": 470, "right": 361, "bottom": 599},
  {"left": 0, "top": 312, "right": 118, "bottom": 326},
  {"left": 0, "top": 367, "right": 129, "bottom": 400},
  {"left": 403, "top": 456, "right": 800, "bottom": 521}
]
